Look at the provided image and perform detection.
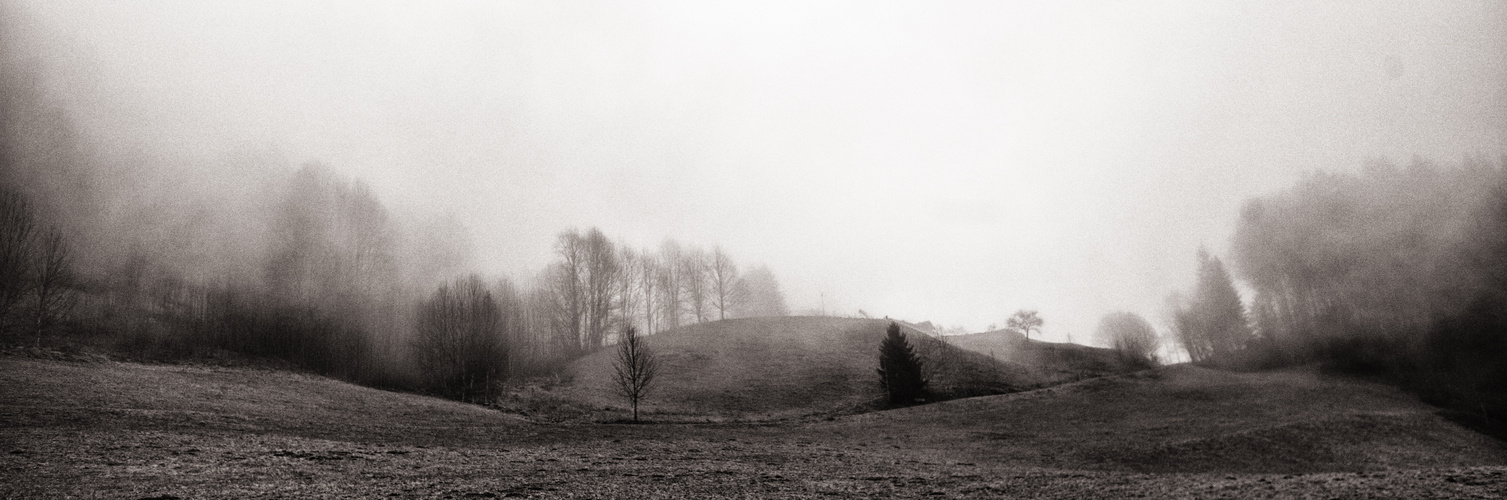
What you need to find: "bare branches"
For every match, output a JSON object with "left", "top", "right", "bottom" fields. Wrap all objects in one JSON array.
[
  {"left": 414, "top": 275, "right": 509, "bottom": 402},
  {"left": 612, "top": 326, "right": 658, "bottom": 422},
  {"left": 1006, "top": 310, "right": 1043, "bottom": 340},
  {"left": 0, "top": 189, "right": 37, "bottom": 332}
]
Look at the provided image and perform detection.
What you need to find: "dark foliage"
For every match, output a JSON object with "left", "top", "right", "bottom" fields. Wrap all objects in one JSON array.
[
  {"left": 414, "top": 276, "right": 513, "bottom": 402},
  {"left": 1229, "top": 157, "right": 1507, "bottom": 433},
  {"left": 877, "top": 321, "right": 928, "bottom": 405}
]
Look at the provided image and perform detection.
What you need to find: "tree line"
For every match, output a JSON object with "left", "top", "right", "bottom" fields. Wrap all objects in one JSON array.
[
  {"left": 1145, "top": 156, "right": 1507, "bottom": 428},
  {"left": 416, "top": 228, "right": 790, "bottom": 399},
  {"left": 0, "top": 36, "right": 787, "bottom": 402}
]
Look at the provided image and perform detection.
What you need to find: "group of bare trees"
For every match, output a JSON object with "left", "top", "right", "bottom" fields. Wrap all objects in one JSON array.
[
  {"left": 0, "top": 189, "right": 76, "bottom": 343},
  {"left": 413, "top": 275, "right": 523, "bottom": 402},
  {"left": 524, "top": 229, "right": 788, "bottom": 358},
  {"left": 401, "top": 228, "right": 788, "bottom": 397}
]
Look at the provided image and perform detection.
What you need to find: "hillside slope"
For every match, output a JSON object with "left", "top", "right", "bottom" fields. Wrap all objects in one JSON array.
[
  {"left": 0, "top": 357, "right": 526, "bottom": 444},
  {"left": 564, "top": 317, "right": 1026, "bottom": 418},
  {"left": 840, "top": 364, "right": 1507, "bottom": 473},
  {"left": 943, "top": 328, "right": 1139, "bottom": 384},
  {"left": 4, "top": 355, "right": 1505, "bottom": 498}
]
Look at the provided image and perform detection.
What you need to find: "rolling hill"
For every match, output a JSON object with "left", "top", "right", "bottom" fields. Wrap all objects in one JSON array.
[
  {"left": 563, "top": 317, "right": 1030, "bottom": 419},
  {"left": 841, "top": 364, "right": 1507, "bottom": 474},
  {"left": 941, "top": 328, "right": 1141, "bottom": 385},
  {"left": 5, "top": 351, "right": 1505, "bottom": 498}
]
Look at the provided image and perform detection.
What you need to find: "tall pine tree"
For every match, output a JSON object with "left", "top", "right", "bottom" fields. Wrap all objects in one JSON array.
[{"left": 877, "top": 322, "right": 928, "bottom": 405}]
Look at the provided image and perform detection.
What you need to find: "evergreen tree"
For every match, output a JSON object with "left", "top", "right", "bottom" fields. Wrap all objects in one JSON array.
[
  {"left": 1173, "top": 249, "right": 1251, "bottom": 362},
  {"left": 877, "top": 321, "right": 928, "bottom": 405}
]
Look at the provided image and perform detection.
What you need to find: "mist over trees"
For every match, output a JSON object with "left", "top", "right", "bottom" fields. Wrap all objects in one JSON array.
[
  {"left": 1167, "top": 249, "right": 1252, "bottom": 364},
  {"left": 1094, "top": 311, "right": 1159, "bottom": 366},
  {"left": 1225, "top": 157, "right": 1507, "bottom": 417},
  {"left": 413, "top": 275, "right": 515, "bottom": 402},
  {"left": 522, "top": 230, "right": 789, "bottom": 370},
  {"left": 0, "top": 12, "right": 789, "bottom": 402}
]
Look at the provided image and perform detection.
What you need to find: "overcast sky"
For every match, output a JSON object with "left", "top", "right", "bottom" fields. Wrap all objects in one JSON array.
[{"left": 16, "top": 0, "right": 1507, "bottom": 340}]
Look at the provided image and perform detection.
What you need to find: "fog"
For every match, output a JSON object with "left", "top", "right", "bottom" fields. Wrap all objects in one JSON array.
[{"left": 10, "top": 0, "right": 1507, "bottom": 339}]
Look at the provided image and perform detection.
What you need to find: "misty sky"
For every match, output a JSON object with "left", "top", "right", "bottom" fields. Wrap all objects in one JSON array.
[{"left": 15, "top": 0, "right": 1507, "bottom": 340}]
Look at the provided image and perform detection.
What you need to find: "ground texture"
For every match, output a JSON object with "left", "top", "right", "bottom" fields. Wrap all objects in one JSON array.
[{"left": 4, "top": 352, "right": 1507, "bottom": 498}]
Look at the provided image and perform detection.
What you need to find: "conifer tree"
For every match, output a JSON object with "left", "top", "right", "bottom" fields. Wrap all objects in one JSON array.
[{"left": 877, "top": 321, "right": 927, "bottom": 405}]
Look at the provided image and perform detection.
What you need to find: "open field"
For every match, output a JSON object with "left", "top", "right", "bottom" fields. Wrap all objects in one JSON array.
[{"left": 4, "top": 340, "right": 1506, "bottom": 498}]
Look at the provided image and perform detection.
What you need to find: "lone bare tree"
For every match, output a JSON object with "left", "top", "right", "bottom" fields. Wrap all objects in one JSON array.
[
  {"left": 1006, "top": 309, "right": 1043, "bottom": 340},
  {"left": 613, "top": 326, "right": 658, "bottom": 422}
]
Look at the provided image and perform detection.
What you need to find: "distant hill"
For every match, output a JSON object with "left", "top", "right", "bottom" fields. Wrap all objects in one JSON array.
[
  {"left": 940, "top": 328, "right": 1142, "bottom": 385},
  {"left": 563, "top": 317, "right": 1029, "bottom": 419}
]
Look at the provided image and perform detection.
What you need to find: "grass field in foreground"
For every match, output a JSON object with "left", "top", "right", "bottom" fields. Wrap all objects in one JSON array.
[{"left": 3, "top": 351, "right": 1505, "bottom": 498}]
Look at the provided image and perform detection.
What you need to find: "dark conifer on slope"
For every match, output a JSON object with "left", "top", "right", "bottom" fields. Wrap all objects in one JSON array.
[{"left": 877, "top": 321, "right": 928, "bottom": 405}]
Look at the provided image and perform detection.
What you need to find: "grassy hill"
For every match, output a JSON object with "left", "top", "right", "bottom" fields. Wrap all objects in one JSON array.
[
  {"left": 842, "top": 364, "right": 1507, "bottom": 474},
  {"left": 0, "top": 356, "right": 527, "bottom": 445},
  {"left": 4, "top": 353, "right": 1505, "bottom": 497},
  {"left": 563, "top": 317, "right": 1028, "bottom": 419},
  {"left": 942, "top": 328, "right": 1141, "bottom": 385}
]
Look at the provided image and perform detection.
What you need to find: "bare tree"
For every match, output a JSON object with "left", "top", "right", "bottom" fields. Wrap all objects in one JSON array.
[
  {"left": 414, "top": 275, "right": 508, "bottom": 402},
  {"left": 679, "top": 247, "right": 710, "bottom": 323},
  {"left": 30, "top": 230, "right": 76, "bottom": 343},
  {"left": 612, "top": 326, "right": 658, "bottom": 422},
  {"left": 582, "top": 228, "right": 620, "bottom": 348},
  {"left": 549, "top": 228, "right": 620, "bottom": 351},
  {"left": 637, "top": 252, "right": 659, "bottom": 334},
  {"left": 1006, "top": 309, "right": 1043, "bottom": 340},
  {"left": 656, "top": 239, "right": 685, "bottom": 329},
  {"left": 708, "top": 246, "right": 741, "bottom": 320},
  {"left": 0, "top": 189, "right": 37, "bottom": 334},
  {"left": 616, "top": 247, "right": 641, "bottom": 333}
]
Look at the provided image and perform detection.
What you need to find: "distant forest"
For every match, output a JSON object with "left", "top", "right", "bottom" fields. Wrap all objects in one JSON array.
[
  {"left": 3, "top": 4, "right": 1504, "bottom": 422},
  {"left": 0, "top": 26, "right": 787, "bottom": 400},
  {"left": 1162, "top": 155, "right": 1507, "bottom": 428}
]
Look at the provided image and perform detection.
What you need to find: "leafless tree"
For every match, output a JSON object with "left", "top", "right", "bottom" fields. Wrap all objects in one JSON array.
[
  {"left": 1006, "top": 309, "right": 1043, "bottom": 340},
  {"left": 679, "top": 247, "right": 710, "bottom": 323},
  {"left": 547, "top": 228, "right": 620, "bottom": 351},
  {"left": 414, "top": 275, "right": 508, "bottom": 402},
  {"left": 616, "top": 246, "right": 641, "bottom": 333},
  {"left": 612, "top": 326, "right": 658, "bottom": 422},
  {"left": 655, "top": 240, "right": 684, "bottom": 330},
  {"left": 708, "top": 246, "right": 741, "bottom": 320},
  {"left": 0, "top": 189, "right": 37, "bottom": 334},
  {"left": 636, "top": 251, "right": 659, "bottom": 334},
  {"left": 29, "top": 230, "right": 75, "bottom": 341}
]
